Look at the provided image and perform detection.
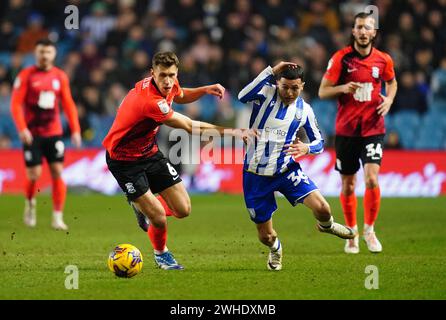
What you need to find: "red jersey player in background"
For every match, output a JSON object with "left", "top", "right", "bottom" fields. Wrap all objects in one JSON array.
[
  {"left": 318, "top": 12, "right": 398, "bottom": 254},
  {"left": 11, "top": 39, "right": 82, "bottom": 231},
  {"left": 103, "top": 52, "right": 251, "bottom": 270}
]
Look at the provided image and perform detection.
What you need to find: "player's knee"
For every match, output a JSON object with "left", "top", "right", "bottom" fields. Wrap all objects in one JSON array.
[
  {"left": 314, "top": 200, "right": 331, "bottom": 217},
  {"left": 150, "top": 214, "right": 167, "bottom": 228},
  {"left": 258, "top": 232, "right": 275, "bottom": 246},
  {"left": 365, "top": 175, "right": 379, "bottom": 189},
  {"left": 175, "top": 203, "right": 191, "bottom": 218},
  {"left": 172, "top": 198, "right": 191, "bottom": 218},
  {"left": 342, "top": 181, "right": 356, "bottom": 195}
]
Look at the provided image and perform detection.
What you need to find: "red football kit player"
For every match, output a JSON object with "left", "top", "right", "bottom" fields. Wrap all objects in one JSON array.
[
  {"left": 319, "top": 13, "right": 398, "bottom": 254},
  {"left": 11, "top": 39, "right": 81, "bottom": 231},
  {"left": 104, "top": 52, "right": 250, "bottom": 270}
]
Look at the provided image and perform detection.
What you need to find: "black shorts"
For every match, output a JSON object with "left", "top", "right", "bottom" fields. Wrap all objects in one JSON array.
[
  {"left": 334, "top": 134, "right": 384, "bottom": 175},
  {"left": 23, "top": 135, "right": 65, "bottom": 167},
  {"left": 106, "top": 151, "right": 182, "bottom": 201}
]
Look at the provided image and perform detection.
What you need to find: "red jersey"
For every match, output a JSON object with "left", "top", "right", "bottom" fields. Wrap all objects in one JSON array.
[
  {"left": 10, "top": 66, "right": 80, "bottom": 137},
  {"left": 323, "top": 46, "right": 395, "bottom": 137},
  {"left": 103, "top": 77, "right": 182, "bottom": 161}
]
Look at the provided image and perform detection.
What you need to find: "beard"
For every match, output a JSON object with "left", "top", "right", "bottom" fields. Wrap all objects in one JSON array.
[{"left": 355, "top": 36, "right": 374, "bottom": 48}]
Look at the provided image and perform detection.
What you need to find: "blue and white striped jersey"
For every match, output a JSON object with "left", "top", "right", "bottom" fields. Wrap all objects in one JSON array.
[{"left": 238, "top": 66, "right": 324, "bottom": 176}]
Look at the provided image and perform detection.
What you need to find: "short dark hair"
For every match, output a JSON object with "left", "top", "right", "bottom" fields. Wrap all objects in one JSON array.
[
  {"left": 152, "top": 52, "right": 179, "bottom": 68},
  {"left": 352, "top": 12, "right": 375, "bottom": 28},
  {"left": 35, "top": 38, "right": 56, "bottom": 48},
  {"left": 276, "top": 65, "right": 304, "bottom": 82}
]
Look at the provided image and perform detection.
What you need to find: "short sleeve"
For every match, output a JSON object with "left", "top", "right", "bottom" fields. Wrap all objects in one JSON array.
[
  {"left": 323, "top": 51, "right": 343, "bottom": 84},
  {"left": 146, "top": 99, "right": 174, "bottom": 122},
  {"left": 382, "top": 53, "right": 395, "bottom": 82}
]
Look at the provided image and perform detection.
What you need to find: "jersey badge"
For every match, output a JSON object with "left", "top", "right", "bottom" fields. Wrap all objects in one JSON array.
[{"left": 157, "top": 100, "right": 170, "bottom": 114}]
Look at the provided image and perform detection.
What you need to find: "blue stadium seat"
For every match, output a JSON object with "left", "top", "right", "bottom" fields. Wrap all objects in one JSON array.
[
  {"left": 413, "top": 126, "right": 444, "bottom": 150},
  {"left": 0, "top": 52, "right": 11, "bottom": 66},
  {"left": 22, "top": 53, "right": 35, "bottom": 67},
  {"left": 393, "top": 111, "right": 421, "bottom": 129},
  {"left": 311, "top": 99, "right": 336, "bottom": 136},
  {"left": 198, "top": 95, "right": 217, "bottom": 121},
  {"left": 392, "top": 111, "right": 421, "bottom": 147}
]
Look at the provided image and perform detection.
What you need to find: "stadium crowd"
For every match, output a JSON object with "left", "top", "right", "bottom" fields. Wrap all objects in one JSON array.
[{"left": 0, "top": 0, "right": 446, "bottom": 150}]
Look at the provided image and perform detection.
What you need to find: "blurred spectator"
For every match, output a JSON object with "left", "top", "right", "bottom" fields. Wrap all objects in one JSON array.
[
  {"left": 16, "top": 13, "right": 49, "bottom": 53},
  {"left": 0, "top": 135, "right": 12, "bottom": 149},
  {"left": 392, "top": 71, "right": 427, "bottom": 114},
  {"left": 258, "top": 0, "right": 294, "bottom": 27},
  {"left": 430, "top": 56, "right": 446, "bottom": 110},
  {"left": 81, "top": 86, "right": 104, "bottom": 115},
  {"left": 3, "top": 0, "right": 30, "bottom": 28},
  {"left": 80, "top": 41, "right": 101, "bottom": 72},
  {"left": 0, "top": 20, "right": 17, "bottom": 52},
  {"left": 7, "top": 53, "right": 23, "bottom": 82},
  {"left": 385, "top": 131, "right": 402, "bottom": 150},
  {"left": 165, "top": 0, "right": 203, "bottom": 34},
  {"left": 81, "top": 1, "right": 116, "bottom": 44},
  {"left": 104, "top": 83, "right": 126, "bottom": 115},
  {"left": 0, "top": 82, "right": 11, "bottom": 115},
  {"left": 104, "top": 10, "right": 136, "bottom": 57}
]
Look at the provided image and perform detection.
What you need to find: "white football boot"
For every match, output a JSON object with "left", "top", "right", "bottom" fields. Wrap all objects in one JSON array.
[
  {"left": 317, "top": 220, "right": 356, "bottom": 239},
  {"left": 363, "top": 231, "right": 382, "bottom": 253},
  {"left": 24, "top": 199, "right": 36, "bottom": 227},
  {"left": 52, "top": 212, "right": 69, "bottom": 231},
  {"left": 267, "top": 240, "right": 282, "bottom": 271},
  {"left": 344, "top": 235, "right": 360, "bottom": 254}
]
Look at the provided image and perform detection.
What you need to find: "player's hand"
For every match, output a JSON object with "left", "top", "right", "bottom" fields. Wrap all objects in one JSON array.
[
  {"left": 205, "top": 84, "right": 225, "bottom": 99},
  {"left": 19, "top": 128, "right": 33, "bottom": 146},
  {"left": 234, "top": 128, "right": 260, "bottom": 144},
  {"left": 272, "top": 62, "right": 298, "bottom": 76},
  {"left": 377, "top": 93, "right": 393, "bottom": 116},
  {"left": 71, "top": 132, "right": 82, "bottom": 148},
  {"left": 284, "top": 138, "right": 309, "bottom": 159},
  {"left": 340, "top": 82, "right": 362, "bottom": 94}
]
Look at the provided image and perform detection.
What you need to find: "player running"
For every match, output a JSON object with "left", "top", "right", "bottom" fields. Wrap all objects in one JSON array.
[
  {"left": 238, "top": 61, "right": 355, "bottom": 271},
  {"left": 318, "top": 12, "right": 397, "bottom": 254},
  {"left": 103, "top": 52, "right": 251, "bottom": 270},
  {"left": 11, "top": 38, "right": 82, "bottom": 231}
]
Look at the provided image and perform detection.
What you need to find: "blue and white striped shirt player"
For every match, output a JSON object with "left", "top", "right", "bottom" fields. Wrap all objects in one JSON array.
[{"left": 238, "top": 66, "right": 324, "bottom": 176}]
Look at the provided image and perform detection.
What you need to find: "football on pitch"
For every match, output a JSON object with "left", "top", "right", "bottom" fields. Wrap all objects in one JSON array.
[{"left": 108, "top": 244, "right": 143, "bottom": 278}]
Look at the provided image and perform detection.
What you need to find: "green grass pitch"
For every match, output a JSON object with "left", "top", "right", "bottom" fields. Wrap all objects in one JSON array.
[{"left": 0, "top": 194, "right": 445, "bottom": 299}]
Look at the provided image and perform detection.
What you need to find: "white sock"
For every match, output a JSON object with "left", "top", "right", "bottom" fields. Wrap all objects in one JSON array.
[
  {"left": 154, "top": 247, "right": 168, "bottom": 255},
  {"left": 364, "top": 224, "right": 374, "bottom": 234},
  {"left": 269, "top": 238, "right": 281, "bottom": 252},
  {"left": 318, "top": 216, "right": 334, "bottom": 228},
  {"left": 53, "top": 210, "right": 63, "bottom": 216}
]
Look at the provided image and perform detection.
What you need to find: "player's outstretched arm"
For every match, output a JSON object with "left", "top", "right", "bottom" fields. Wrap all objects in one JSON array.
[
  {"left": 162, "top": 111, "right": 256, "bottom": 140},
  {"left": 173, "top": 84, "right": 225, "bottom": 104}
]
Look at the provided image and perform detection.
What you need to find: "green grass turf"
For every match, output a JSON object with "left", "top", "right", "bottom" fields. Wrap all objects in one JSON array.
[{"left": 0, "top": 194, "right": 445, "bottom": 300}]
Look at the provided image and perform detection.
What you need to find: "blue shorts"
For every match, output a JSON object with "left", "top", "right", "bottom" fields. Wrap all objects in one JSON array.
[{"left": 243, "top": 162, "right": 318, "bottom": 224}]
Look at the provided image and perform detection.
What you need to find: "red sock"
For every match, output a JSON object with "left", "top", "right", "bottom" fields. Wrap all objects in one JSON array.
[
  {"left": 156, "top": 195, "right": 176, "bottom": 217},
  {"left": 148, "top": 224, "right": 167, "bottom": 252},
  {"left": 364, "top": 187, "right": 381, "bottom": 226},
  {"left": 25, "top": 179, "right": 37, "bottom": 200},
  {"left": 52, "top": 177, "right": 66, "bottom": 212},
  {"left": 340, "top": 193, "right": 357, "bottom": 227}
]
